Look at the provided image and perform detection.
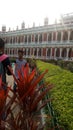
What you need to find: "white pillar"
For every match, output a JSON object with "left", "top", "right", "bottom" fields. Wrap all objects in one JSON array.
[
  {"left": 31, "top": 35, "right": 32, "bottom": 43},
  {"left": 71, "top": 48, "right": 73, "bottom": 60},
  {"left": 56, "top": 32, "right": 58, "bottom": 41},
  {"left": 12, "top": 37, "right": 13, "bottom": 44},
  {"left": 37, "top": 48, "right": 39, "bottom": 58},
  {"left": 38, "top": 34, "right": 39, "bottom": 43},
  {"left": 66, "top": 48, "right": 69, "bottom": 58},
  {"left": 46, "top": 48, "right": 47, "bottom": 59},
  {"left": 50, "top": 48, "right": 52, "bottom": 59},
  {"left": 34, "top": 34, "right": 35, "bottom": 43},
  {"left": 27, "top": 35, "right": 28, "bottom": 44},
  {"left": 68, "top": 31, "right": 70, "bottom": 41},
  {"left": 42, "top": 33, "right": 44, "bottom": 42},
  {"left": 41, "top": 48, "right": 43, "bottom": 58},
  {"left": 30, "top": 48, "right": 32, "bottom": 57},
  {"left": 60, "top": 48, "right": 62, "bottom": 58},
  {"left": 30, "top": 34, "right": 32, "bottom": 42},
  {"left": 23, "top": 35, "right": 25, "bottom": 43},
  {"left": 61, "top": 31, "right": 63, "bottom": 42},
  {"left": 33, "top": 48, "right": 34, "bottom": 56},
  {"left": 16, "top": 36, "right": 18, "bottom": 43},
  {"left": 52, "top": 32, "right": 53, "bottom": 42},
  {"left": 26, "top": 48, "right": 28, "bottom": 57},
  {"left": 54, "top": 48, "right": 57, "bottom": 58},
  {"left": 47, "top": 33, "right": 48, "bottom": 42}
]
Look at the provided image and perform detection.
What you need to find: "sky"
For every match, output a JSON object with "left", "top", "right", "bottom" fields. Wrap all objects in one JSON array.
[{"left": 0, "top": 0, "right": 73, "bottom": 31}]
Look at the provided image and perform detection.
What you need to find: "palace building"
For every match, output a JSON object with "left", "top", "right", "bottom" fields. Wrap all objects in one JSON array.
[{"left": 0, "top": 13, "right": 73, "bottom": 60}]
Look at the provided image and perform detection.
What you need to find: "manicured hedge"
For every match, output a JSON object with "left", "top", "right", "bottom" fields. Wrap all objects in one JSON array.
[{"left": 36, "top": 60, "right": 73, "bottom": 130}]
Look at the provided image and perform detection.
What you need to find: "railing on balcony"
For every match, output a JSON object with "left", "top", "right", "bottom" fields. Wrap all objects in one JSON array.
[{"left": 5, "top": 40, "right": 73, "bottom": 48}]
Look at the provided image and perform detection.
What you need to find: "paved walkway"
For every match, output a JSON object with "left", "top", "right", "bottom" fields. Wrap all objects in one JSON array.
[
  {"left": 6, "top": 65, "right": 15, "bottom": 87},
  {"left": 6, "top": 75, "right": 14, "bottom": 87}
]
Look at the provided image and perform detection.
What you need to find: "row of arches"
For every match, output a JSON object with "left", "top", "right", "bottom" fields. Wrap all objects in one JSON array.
[
  {"left": 4, "top": 30, "right": 73, "bottom": 44},
  {"left": 5, "top": 47, "right": 73, "bottom": 59}
]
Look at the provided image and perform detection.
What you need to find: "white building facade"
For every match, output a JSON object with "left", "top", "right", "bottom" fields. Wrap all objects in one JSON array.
[{"left": 0, "top": 13, "right": 73, "bottom": 60}]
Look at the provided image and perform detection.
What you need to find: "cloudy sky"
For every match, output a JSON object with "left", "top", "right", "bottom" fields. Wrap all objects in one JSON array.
[{"left": 0, "top": 0, "right": 73, "bottom": 31}]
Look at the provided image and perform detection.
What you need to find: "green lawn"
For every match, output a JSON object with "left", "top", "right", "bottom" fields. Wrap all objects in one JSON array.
[{"left": 36, "top": 60, "right": 73, "bottom": 130}]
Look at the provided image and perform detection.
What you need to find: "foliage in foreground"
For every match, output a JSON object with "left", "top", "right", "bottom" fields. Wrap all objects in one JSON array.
[
  {"left": 0, "top": 64, "right": 59, "bottom": 130},
  {"left": 36, "top": 60, "right": 73, "bottom": 130}
]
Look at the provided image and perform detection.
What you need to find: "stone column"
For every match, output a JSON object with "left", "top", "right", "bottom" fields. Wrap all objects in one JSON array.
[
  {"left": 37, "top": 48, "right": 39, "bottom": 58},
  {"left": 26, "top": 48, "right": 28, "bottom": 57},
  {"left": 71, "top": 48, "right": 73, "bottom": 60},
  {"left": 33, "top": 34, "right": 35, "bottom": 43},
  {"left": 31, "top": 35, "right": 32, "bottom": 43},
  {"left": 9, "top": 37, "right": 10, "bottom": 43},
  {"left": 33, "top": 48, "right": 34, "bottom": 56},
  {"left": 52, "top": 32, "right": 53, "bottom": 42},
  {"left": 66, "top": 48, "right": 69, "bottom": 59},
  {"left": 47, "top": 33, "right": 48, "bottom": 42},
  {"left": 12, "top": 37, "right": 13, "bottom": 44},
  {"left": 46, "top": 48, "right": 47, "bottom": 59},
  {"left": 38, "top": 34, "right": 39, "bottom": 43},
  {"left": 60, "top": 48, "right": 62, "bottom": 58},
  {"left": 42, "top": 33, "right": 44, "bottom": 42},
  {"left": 54, "top": 48, "right": 57, "bottom": 59},
  {"left": 41, "top": 48, "right": 43, "bottom": 59},
  {"left": 50, "top": 48, "right": 52, "bottom": 59},
  {"left": 56, "top": 32, "right": 58, "bottom": 41},
  {"left": 15, "top": 36, "right": 16, "bottom": 43},
  {"left": 30, "top": 48, "right": 32, "bottom": 57},
  {"left": 16, "top": 36, "right": 18, "bottom": 43},
  {"left": 23, "top": 35, "right": 24, "bottom": 43},
  {"left": 27, "top": 35, "right": 28, "bottom": 44},
  {"left": 61, "top": 31, "right": 63, "bottom": 42},
  {"left": 68, "top": 31, "right": 70, "bottom": 41}
]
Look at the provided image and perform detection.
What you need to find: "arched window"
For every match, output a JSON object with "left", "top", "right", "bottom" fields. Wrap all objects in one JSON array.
[
  {"left": 63, "top": 31, "right": 68, "bottom": 41},
  {"left": 39, "top": 34, "right": 42, "bottom": 43},
  {"left": 62, "top": 48, "right": 67, "bottom": 57},
  {"left": 38, "top": 48, "right": 41, "bottom": 56},
  {"left": 10, "top": 38, "right": 12, "bottom": 43},
  {"left": 28, "top": 35, "right": 31, "bottom": 43},
  {"left": 57, "top": 32, "right": 61, "bottom": 41},
  {"left": 34, "top": 49, "right": 37, "bottom": 56},
  {"left": 32, "top": 35, "right": 34, "bottom": 42},
  {"left": 56, "top": 48, "right": 60, "bottom": 57},
  {"left": 68, "top": 48, "right": 72, "bottom": 58},
  {"left": 43, "top": 33, "right": 47, "bottom": 41},
  {"left": 28, "top": 48, "right": 30, "bottom": 55},
  {"left": 53, "top": 32, "right": 56, "bottom": 41},
  {"left": 48, "top": 33, "right": 52, "bottom": 41},
  {"left": 35, "top": 34, "right": 38, "bottom": 43},
  {"left": 47, "top": 48, "right": 51, "bottom": 56},
  {"left": 70, "top": 31, "right": 73, "bottom": 40},
  {"left": 13, "top": 37, "right": 15, "bottom": 43},
  {"left": 10, "top": 50, "right": 12, "bottom": 55},
  {"left": 24, "top": 49, "right": 26, "bottom": 55},
  {"left": 25, "top": 35, "right": 27, "bottom": 43},
  {"left": 18, "top": 37, "right": 21, "bottom": 43}
]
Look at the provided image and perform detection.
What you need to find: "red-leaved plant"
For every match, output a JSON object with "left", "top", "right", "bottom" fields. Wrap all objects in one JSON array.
[
  {"left": 0, "top": 63, "right": 60, "bottom": 130},
  {"left": 7, "top": 64, "right": 54, "bottom": 130}
]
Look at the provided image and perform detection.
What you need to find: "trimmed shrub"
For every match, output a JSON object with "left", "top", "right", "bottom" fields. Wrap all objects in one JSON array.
[{"left": 36, "top": 60, "right": 73, "bottom": 130}]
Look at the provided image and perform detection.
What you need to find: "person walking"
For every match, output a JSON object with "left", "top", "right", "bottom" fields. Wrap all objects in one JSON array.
[
  {"left": 0, "top": 38, "right": 12, "bottom": 89},
  {"left": 0, "top": 38, "right": 12, "bottom": 130},
  {"left": 13, "top": 49, "right": 27, "bottom": 91}
]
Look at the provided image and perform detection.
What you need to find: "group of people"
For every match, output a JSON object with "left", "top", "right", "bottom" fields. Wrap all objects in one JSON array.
[
  {"left": 0, "top": 38, "right": 28, "bottom": 128},
  {"left": 0, "top": 38, "right": 28, "bottom": 91},
  {"left": 0, "top": 38, "right": 26, "bottom": 86}
]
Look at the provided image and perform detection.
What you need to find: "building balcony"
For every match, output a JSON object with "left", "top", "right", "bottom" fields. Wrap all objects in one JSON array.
[{"left": 5, "top": 40, "right": 73, "bottom": 48}]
